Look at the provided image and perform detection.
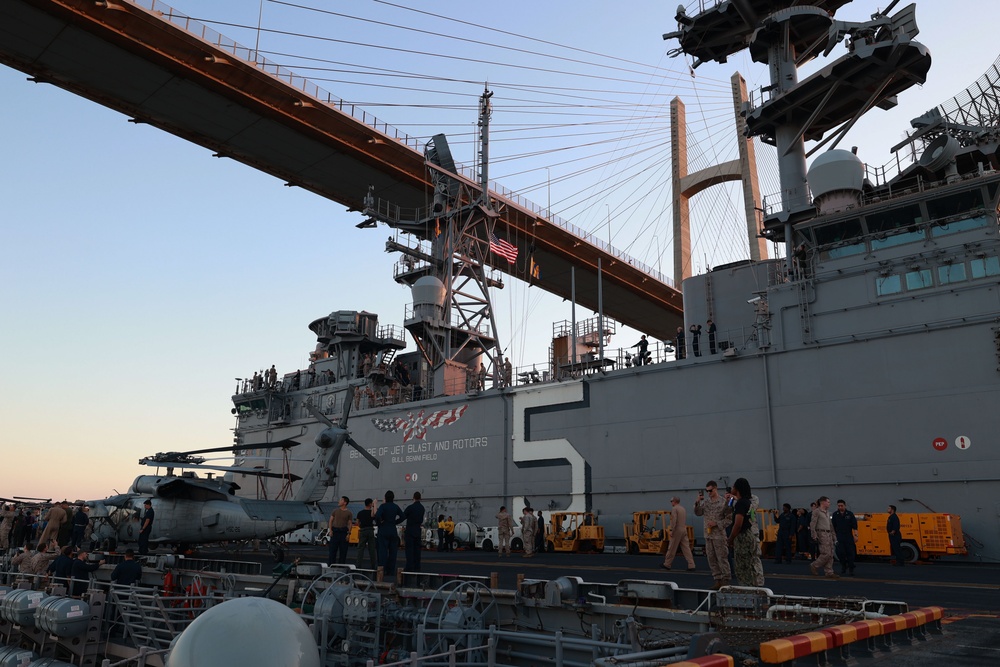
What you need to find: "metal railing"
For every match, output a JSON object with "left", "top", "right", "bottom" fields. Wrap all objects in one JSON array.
[{"left": 127, "top": 0, "right": 672, "bottom": 289}]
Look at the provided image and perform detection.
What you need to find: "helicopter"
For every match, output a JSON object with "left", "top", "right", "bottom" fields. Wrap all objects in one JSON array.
[{"left": 85, "top": 385, "right": 378, "bottom": 551}]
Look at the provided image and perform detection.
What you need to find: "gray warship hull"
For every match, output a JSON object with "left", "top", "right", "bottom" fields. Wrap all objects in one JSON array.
[{"left": 235, "top": 171, "right": 1000, "bottom": 561}]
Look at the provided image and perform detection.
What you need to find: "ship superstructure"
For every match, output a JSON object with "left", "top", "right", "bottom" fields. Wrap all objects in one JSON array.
[{"left": 230, "top": 1, "right": 1000, "bottom": 561}]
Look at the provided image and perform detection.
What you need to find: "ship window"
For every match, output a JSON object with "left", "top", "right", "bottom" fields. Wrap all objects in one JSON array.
[
  {"left": 815, "top": 218, "right": 865, "bottom": 259},
  {"left": 870, "top": 230, "right": 925, "bottom": 250},
  {"left": 866, "top": 204, "right": 925, "bottom": 249},
  {"left": 814, "top": 218, "right": 863, "bottom": 246},
  {"left": 905, "top": 269, "right": 933, "bottom": 291},
  {"left": 875, "top": 274, "right": 902, "bottom": 296},
  {"left": 938, "top": 263, "right": 967, "bottom": 284},
  {"left": 930, "top": 214, "right": 992, "bottom": 237},
  {"left": 970, "top": 255, "right": 1000, "bottom": 278},
  {"left": 820, "top": 243, "right": 866, "bottom": 260},
  {"left": 926, "top": 189, "right": 984, "bottom": 220},
  {"left": 988, "top": 182, "right": 999, "bottom": 201}
]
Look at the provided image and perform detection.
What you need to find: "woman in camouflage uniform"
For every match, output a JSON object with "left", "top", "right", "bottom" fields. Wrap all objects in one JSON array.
[{"left": 727, "top": 477, "right": 765, "bottom": 587}]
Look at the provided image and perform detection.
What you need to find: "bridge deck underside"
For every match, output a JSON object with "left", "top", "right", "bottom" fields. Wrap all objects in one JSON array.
[{"left": 1, "top": 0, "right": 682, "bottom": 338}]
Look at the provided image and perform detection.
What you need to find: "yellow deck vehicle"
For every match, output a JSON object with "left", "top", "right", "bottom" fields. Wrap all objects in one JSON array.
[
  {"left": 546, "top": 512, "right": 605, "bottom": 552},
  {"left": 623, "top": 511, "right": 695, "bottom": 555},
  {"left": 854, "top": 512, "right": 966, "bottom": 562},
  {"left": 757, "top": 509, "right": 966, "bottom": 562}
]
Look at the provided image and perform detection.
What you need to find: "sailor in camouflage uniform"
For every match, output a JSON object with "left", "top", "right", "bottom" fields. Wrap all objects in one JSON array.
[
  {"left": 694, "top": 480, "right": 732, "bottom": 589},
  {"left": 0, "top": 504, "right": 15, "bottom": 550}
]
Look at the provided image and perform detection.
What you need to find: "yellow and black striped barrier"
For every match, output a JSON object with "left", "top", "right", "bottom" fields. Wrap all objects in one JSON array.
[{"left": 759, "top": 606, "right": 945, "bottom": 665}]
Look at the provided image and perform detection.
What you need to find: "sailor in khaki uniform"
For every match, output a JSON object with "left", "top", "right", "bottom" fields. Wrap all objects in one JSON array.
[{"left": 809, "top": 496, "right": 837, "bottom": 577}]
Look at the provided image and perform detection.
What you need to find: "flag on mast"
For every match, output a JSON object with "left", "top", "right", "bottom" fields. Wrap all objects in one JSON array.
[{"left": 488, "top": 232, "right": 518, "bottom": 264}]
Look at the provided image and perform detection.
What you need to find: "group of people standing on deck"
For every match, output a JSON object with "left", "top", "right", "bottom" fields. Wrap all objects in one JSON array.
[
  {"left": 661, "top": 482, "right": 908, "bottom": 589},
  {"left": 3, "top": 499, "right": 145, "bottom": 597},
  {"left": 327, "top": 491, "right": 428, "bottom": 576},
  {"left": 674, "top": 319, "right": 718, "bottom": 360},
  {"left": 629, "top": 320, "right": 720, "bottom": 366}
]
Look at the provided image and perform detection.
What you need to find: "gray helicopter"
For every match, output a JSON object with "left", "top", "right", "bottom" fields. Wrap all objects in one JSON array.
[{"left": 86, "top": 386, "right": 377, "bottom": 551}]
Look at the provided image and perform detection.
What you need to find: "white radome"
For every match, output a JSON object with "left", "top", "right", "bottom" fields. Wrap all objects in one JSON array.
[{"left": 167, "top": 597, "right": 320, "bottom": 667}]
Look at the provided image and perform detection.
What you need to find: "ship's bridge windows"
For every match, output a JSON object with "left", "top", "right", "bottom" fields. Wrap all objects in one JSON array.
[
  {"left": 930, "top": 214, "right": 992, "bottom": 237},
  {"left": 875, "top": 274, "right": 902, "bottom": 296},
  {"left": 938, "top": 263, "right": 968, "bottom": 284},
  {"left": 866, "top": 204, "right": 925, "bottom": 250},
  {"left": 814, "top": 218, "right": 865, "bottom": 259},
  {"left": 233, "top": 397, "right": 267, "bottom": 415},
  {"left": 926, "top": 188, "right": 985, "bottom": 220},
  {"left": 905, "top": 269, "right": 934, "bottom": 291},
  {"left": 970, "top": 255, "right": 1000, "bottom": 278}
]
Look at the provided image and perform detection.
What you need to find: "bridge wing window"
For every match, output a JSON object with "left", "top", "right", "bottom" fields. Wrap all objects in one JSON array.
[
  {"left": 815, "top": 218, "right": 865, "bottom": 260},
  {"left": 930, "top": 214, "right": 992, "bottom": 237},
  {"left": 970, "top": 255, "right": 1000, "bottom": 279},
  {"left": 905, "top": 269, "right": 934, "bottom": 291},
  {"left": 867, "top": 204, "right": 925, "bottom": 249},
  {"left": 938, "top": 263, "right": 967, "bottom": 284},
  {"left": 926, "top": 189, "right": 984, "bottom": 220},
  {"left": 875, "top": 274, "right": 902, "bottom": 296}
]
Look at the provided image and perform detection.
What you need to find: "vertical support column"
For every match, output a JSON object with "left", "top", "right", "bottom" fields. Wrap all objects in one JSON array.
[
  {"left": 670, "top": 97, "right": 691, "bottom": 286},
  {"left": 732, "top": 73, "right": 768, "bottom": 263}
]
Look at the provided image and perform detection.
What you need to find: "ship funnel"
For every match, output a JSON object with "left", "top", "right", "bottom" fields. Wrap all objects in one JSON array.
[{"left": 808, "top": 149, "right": 864, "bottom": 215}]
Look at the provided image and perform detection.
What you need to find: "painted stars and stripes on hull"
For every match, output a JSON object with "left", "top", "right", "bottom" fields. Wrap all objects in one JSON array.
[{"left": 372, "top": 405, "right": 469, "bottom": 442}]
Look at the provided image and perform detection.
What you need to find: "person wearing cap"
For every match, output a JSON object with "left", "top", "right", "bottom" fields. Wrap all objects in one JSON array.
[
  {"left": 138, "top": 499, "right": 154, "bottom": 555},
  {"left": 661, "top": 496, "right": 696, "bottom": 571}
]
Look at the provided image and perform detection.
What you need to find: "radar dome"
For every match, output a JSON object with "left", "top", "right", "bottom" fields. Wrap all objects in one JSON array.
[
  {"left": 411, "top": 275, "right": 446, "bottom": 319},
  {"left": 808, "top": 149, "right": 864, "bottom": 214},
  {"left": 167, "top": 597, "right": 319, "bottom": 667}
]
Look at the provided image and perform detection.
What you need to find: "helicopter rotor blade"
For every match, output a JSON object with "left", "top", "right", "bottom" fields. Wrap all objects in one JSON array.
[
  {"left": 339, "top": 385, "right": 356, "bottom": 429},
  {"left": 346, "top": 436, "right": 380, "bottom": 469},
  {"left": 305, "top": 402, "right": 334, "bottom": 428}
]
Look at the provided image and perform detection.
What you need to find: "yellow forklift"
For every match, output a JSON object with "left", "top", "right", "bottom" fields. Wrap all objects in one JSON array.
[
  {"left": 623, "top": 511, "right": 695, "bottom": 555},
  {"left": 546, "top": 512, "right": 605, "bottom": 552}
]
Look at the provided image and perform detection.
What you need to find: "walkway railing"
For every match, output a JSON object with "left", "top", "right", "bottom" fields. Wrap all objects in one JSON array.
[{"left": 130, "top": 0, "right": 672, "bottom": 288}]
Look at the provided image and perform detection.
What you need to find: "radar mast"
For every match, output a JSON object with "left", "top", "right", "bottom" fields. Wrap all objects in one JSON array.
[{"left": 362, "top": 88, "right": 505, "bottom": 397}]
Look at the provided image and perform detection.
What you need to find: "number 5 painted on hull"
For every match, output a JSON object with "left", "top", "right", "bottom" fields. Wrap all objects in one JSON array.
[{"left": 511, "top": 382, "right": 590, "bottom": 514}]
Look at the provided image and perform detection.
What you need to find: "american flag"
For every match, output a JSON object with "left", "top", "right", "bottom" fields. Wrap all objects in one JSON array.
[
  {"left": 372, "top": 405, "right": 468, "bottom": 443},
  {"left": 489, "top": 232, "right": 518, "bottom": 264}
]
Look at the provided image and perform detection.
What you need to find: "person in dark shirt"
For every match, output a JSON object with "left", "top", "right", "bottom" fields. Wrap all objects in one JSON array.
[
  {"left": 71, "top": 506, "right": 90, "bottom": 549},
  {"left": 689, "top": 324, "right": 703, "bottom": 357},
  {"left": 70, "top": 550, "right": 105, "bottom": 597},
  {"left": 402, "top": 492, "right": 425, "bottom": 572},
  {"left": 886, "top": 505, "right": 904, "bottom": 567},
  {"left": 374, "top": 491, "right": 404, "bottom": 575},
  {"left": 773, "top": 503, "right": 795, "bottom": 564},
  {"left": 138, "top": 500, "right": 154, "bottom": 555},
  {"left": 831, "top": 499, "right": 858, "bottom": 575},
  {"left": 707, "top": 319, "right": 718, "bottom": 355},
  {"left": 111, "top": 548, "right": 143, "bottom": 586},
  {"left": 631, "top": 335, "right": 650, "bottom": 366},
  {"left": 355, "top": 498, "right": 377, "bottom": 569},
  {"left": 47, "top": 545, "right": 74, "bottom": 589}
]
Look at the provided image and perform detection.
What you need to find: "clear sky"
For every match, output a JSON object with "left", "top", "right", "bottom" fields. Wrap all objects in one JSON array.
[{"left": 2, "top": 0, "right": 997, "bottom": 502}]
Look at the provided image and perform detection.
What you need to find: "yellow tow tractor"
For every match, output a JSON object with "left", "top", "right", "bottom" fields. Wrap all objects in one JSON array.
[
  {"left": 623, "top": 511, "right": 696, "bottom": 555},
  {"left": 854, "top": 512, "right": 966, "bottom": 562},
  {"left": 756, "top": 508, "right": 966, "bottom": 562},
  {"left": 546, "top": 512, "right": 605, "bottom": 553}
]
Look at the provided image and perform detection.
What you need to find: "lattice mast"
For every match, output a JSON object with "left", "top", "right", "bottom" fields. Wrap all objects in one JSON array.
[{"left": 362, "top": 88, "right": 505, "bottom": 397}]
